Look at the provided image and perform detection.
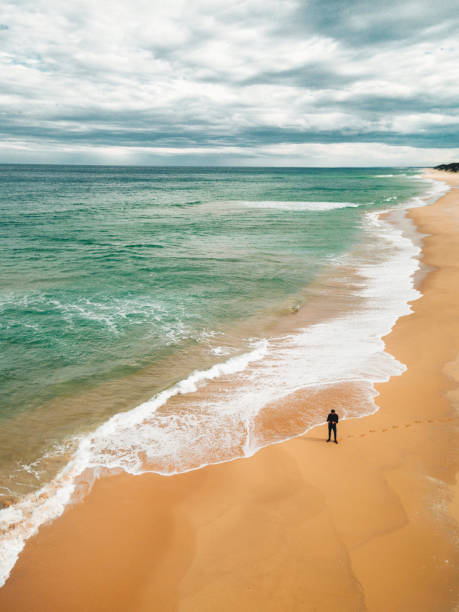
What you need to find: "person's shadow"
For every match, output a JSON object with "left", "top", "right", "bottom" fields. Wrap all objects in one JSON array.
[{"left": 301, "top": 436, "right": 327, "bottom": 443}]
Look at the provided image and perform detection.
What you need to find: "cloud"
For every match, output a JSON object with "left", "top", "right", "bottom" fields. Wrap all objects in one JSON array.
[
  {"left": 293, "top": 0, "right": 459, "bottom": 47},
  {"left": 0, "top": 0, "right": 458, "bottom": 165}
]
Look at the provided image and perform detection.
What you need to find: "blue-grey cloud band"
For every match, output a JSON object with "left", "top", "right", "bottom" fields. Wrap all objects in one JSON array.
[{"left": 0, "top": 0, "right": 458, "bottom": 165}]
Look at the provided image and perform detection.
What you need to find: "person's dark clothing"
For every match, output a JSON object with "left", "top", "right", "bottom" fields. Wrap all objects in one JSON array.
[
  {"left": 327, "top": 422, "right": 337, "bottom": 441},
  {"left": 327, "top": 412, "right": 339, "bottom": 442}
]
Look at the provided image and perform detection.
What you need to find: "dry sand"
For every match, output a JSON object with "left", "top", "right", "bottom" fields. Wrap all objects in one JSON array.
[{"left": 0, "top": 170, "right": 458, "bottom": 612}]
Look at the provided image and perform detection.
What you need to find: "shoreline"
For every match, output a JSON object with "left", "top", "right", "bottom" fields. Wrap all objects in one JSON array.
[
  {"left": 0, "top": 175, "right": 433, "bottom": 550},
  {"left": 0, "top": 170, "right": 458, "bottom": 610},
  {"left": 0, "top": 171, "right": 438, "bottom": 571}
]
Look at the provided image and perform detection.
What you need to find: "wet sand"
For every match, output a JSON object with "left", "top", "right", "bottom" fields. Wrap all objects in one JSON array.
[{"left": 0, "top": 170, "right": 458, "bottom": 611}]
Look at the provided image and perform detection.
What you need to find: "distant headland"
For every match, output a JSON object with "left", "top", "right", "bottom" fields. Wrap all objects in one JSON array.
[{"left": 434, "top": 162, "right": 459, "bottom": 173}]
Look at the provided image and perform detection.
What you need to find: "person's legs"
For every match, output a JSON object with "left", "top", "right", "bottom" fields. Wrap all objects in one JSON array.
[
  {"left": 327, "top": 423, "right": 332, "bottom": 441},
  {"left": 332, "top": 423, "right": 337, "bottom": 442}
]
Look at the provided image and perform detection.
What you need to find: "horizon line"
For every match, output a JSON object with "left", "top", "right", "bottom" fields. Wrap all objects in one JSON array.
[{"left": 0, "top": 162, "right": 427, "bottom": 169}]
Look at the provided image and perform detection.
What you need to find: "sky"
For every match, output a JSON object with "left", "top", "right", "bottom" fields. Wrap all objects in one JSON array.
[{"left": 1, "top": 0, "right": 458, "bottom": 166}]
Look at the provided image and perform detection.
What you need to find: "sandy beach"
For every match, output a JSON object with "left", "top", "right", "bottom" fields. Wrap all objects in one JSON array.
[{"left": 0, "top": 170, "right": 458, "bottom": 611}]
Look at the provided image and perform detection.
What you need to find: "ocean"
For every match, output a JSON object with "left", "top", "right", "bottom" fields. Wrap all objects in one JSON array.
[{"left": 0, "top": 165, "right": 448, "bottom": 584}]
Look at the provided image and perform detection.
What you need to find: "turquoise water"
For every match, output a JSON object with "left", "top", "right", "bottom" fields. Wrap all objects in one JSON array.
[{"left": 0, "top": 166, "right": 424, "bottom": 420}]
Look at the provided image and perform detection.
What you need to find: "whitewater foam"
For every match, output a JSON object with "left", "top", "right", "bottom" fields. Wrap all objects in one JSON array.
[
  {"left": 0, "top": 340, "right": 268, "bottom": 587},
  {"left": 232, "top": 200, "right": 360, "bottom": 211}
]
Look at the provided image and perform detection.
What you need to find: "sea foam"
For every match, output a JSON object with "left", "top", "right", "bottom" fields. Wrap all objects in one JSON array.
[{"left": 232, "top": 200, "right": 359, "bottom": 211}]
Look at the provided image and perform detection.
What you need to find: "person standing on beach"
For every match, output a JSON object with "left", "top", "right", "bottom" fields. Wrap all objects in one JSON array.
[{"left": 327, "top": 409, "right": 339, "bottom": 444}]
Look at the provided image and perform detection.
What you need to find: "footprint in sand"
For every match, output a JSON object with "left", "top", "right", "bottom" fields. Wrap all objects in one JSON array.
[{"left": 345, "top": 416, "right": 454, "bottom": 441}]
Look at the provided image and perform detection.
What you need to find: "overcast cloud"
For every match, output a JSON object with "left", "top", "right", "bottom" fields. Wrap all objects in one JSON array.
[{"left": 0, "top": 0, "right": 458, "bottom": 165}]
